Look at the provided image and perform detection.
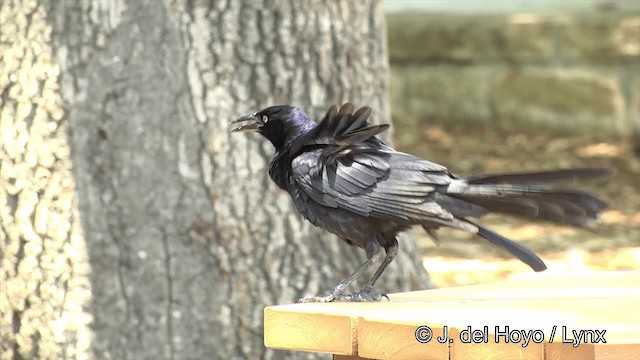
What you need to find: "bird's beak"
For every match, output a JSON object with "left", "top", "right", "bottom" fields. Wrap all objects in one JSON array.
[{"left": 230, "top": 113, "right": 262, "bottom": 133}]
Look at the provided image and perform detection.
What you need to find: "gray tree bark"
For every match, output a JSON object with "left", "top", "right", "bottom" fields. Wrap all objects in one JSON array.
[{"left": 2, "top": 0, "right": 430, "bottom": 359}]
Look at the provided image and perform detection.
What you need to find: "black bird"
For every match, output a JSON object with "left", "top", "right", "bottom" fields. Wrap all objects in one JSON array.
[{"left": 231, "top": 103, "right": 610, "bottom": 302}]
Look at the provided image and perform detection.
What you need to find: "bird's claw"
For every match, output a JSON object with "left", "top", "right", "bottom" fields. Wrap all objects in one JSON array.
[
  {"left": 296, "top": 291, "right": 338, "bottom": 303},
  {"left": 334, "top": 286, "right": 388, "bottom": 302},
  {"left": 296, "top": 286, "right": 388, "bottom": 303}
]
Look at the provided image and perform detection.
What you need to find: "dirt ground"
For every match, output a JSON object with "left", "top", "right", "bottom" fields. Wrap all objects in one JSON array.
[{"left": 392, "top": 121, "right": 640, "bottom": 288}]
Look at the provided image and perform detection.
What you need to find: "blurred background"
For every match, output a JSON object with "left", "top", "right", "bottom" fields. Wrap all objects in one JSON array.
[
  {"left": 385, "top": 0, "right": 640, "bottom": 287},
  {"left": 1, "top": 0, "right": 638, "bottom": 359}
]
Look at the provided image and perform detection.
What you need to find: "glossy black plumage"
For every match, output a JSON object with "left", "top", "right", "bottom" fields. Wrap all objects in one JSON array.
[{"left": 231, "top": 103, "right": 610, "bottom": 302}]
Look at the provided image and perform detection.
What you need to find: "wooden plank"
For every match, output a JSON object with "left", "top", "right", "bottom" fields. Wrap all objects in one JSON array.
[
  {"left": 358, "top": 322, "right": 449, "bottom": 360},
  {"left": 451, "top": 327, "right": 544, "bottom": 360},
  {"left": 594, "top": 344, "right": 640, "bottom": 359},
  {"left": 545, "top": 343, "right": 640, "bottom": 360},
  {"left": 545, "top": 343, "right": 595, "bottom": 360},
  {"left": 391, "top": 271, "right": 640, "bottom": 302},
  {"left": 354, "top": 298, "right": 639, "bottom": 359},
  {"left": 263, "top": 271, "right": 640, "bottom": 359},
  {"left": 264, "top": 304, "right": 357, "bottom": 355}
]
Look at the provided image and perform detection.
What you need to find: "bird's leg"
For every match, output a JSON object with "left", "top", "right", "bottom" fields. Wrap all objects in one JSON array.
[
  {"left": 337, "top": 239, "right": 398, "bottom": 302},
  {"left": 297, "top": 241, "right": 381, "bottom": 303},
  {"left": 367, "top": 239, "right": 398, "bottom": 288}
]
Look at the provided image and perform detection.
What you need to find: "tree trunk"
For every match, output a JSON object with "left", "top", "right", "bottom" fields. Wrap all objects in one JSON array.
[
  {"left": 2, "top": 0, "right": 430, "bottom": 359},
  {"left": 0, "top": 1, "right": 92, "bottom": 359}
]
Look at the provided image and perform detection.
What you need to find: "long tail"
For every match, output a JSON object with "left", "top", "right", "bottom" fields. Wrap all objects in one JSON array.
[
  {"left": 436, "top": 167, "right": 612, "bottom": 272},
  {"left": 449, "top": 167, "right": 611, "bottom": 227}
]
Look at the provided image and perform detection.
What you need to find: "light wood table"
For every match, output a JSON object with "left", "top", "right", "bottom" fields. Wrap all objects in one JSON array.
[{"left": 264, "top": 271, "right": 640, "bottom": 359}]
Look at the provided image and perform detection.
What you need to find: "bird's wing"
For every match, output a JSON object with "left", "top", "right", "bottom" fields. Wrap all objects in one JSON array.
[
  {"left": 292, "top": 149, "right": 463, "bottom": 222},
  {"left": 289, "top": 103, "right": 458, "bottom": 222}
]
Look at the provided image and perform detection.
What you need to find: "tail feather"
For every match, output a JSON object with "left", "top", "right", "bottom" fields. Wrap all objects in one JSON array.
[
  {"left": 446, "top": 168, "right": 610, "bottom": 226},
  {"left": 541, "top": 191, "right": 607, "bottom": 217},
  {"left": 433, "top": 168, "right": 610, "bottom": 272},
  {"left": 467, "top": 167, "right": 612, "bottom": 185},
  {"left": 474, "top": 223, "right": 547, "bottom": 272},
  {"left": 463, "top": 192, "right": 603, "bottom": 226}
]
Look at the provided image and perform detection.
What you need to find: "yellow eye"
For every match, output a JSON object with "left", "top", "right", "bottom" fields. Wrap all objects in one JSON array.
[{"left": 262, "top": 115, "right": 269, "bottom": 123}]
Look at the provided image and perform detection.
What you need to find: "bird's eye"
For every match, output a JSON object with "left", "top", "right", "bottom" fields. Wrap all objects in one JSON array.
[{"left": 262, "top": 115, "right": 269, "bottom": 123}]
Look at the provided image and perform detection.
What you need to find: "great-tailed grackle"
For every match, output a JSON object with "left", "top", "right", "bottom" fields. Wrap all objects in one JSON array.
[{"left": 231, "top": 103, "right": 610, "bottom": 302}]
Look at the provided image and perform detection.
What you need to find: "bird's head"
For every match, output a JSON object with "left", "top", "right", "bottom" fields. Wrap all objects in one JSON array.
[{"left": 231, "top": 105, "right": 315, "bottom": 150}]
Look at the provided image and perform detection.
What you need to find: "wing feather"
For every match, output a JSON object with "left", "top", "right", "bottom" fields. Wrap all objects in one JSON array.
[
  {"left": 288, "top": 103, "right": 455, "bottom": 223},
  {"left": 291, "top": 149, "right": 453, "bottom": 222}
]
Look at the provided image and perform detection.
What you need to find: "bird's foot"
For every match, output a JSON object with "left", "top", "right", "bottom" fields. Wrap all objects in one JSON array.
[
  {"left": 296, "top": 291, "right": 340, "bottom": 303},
  {"left": 296, "top": 284, "right": 348, "bottom": 303},
  {"left": 296, "top": 286, "right": 388, "bottom": 303},
  {"left": 334, "top": 286, "right": 389, "bottom": 302}
]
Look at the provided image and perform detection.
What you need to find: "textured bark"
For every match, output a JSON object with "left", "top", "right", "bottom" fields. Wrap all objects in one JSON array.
[
  {"left": 3, "top": 0, "right": 430, "bottom": 359},
  {"left": 0, "top": 1, "right": 92, "bottom": 359}
]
